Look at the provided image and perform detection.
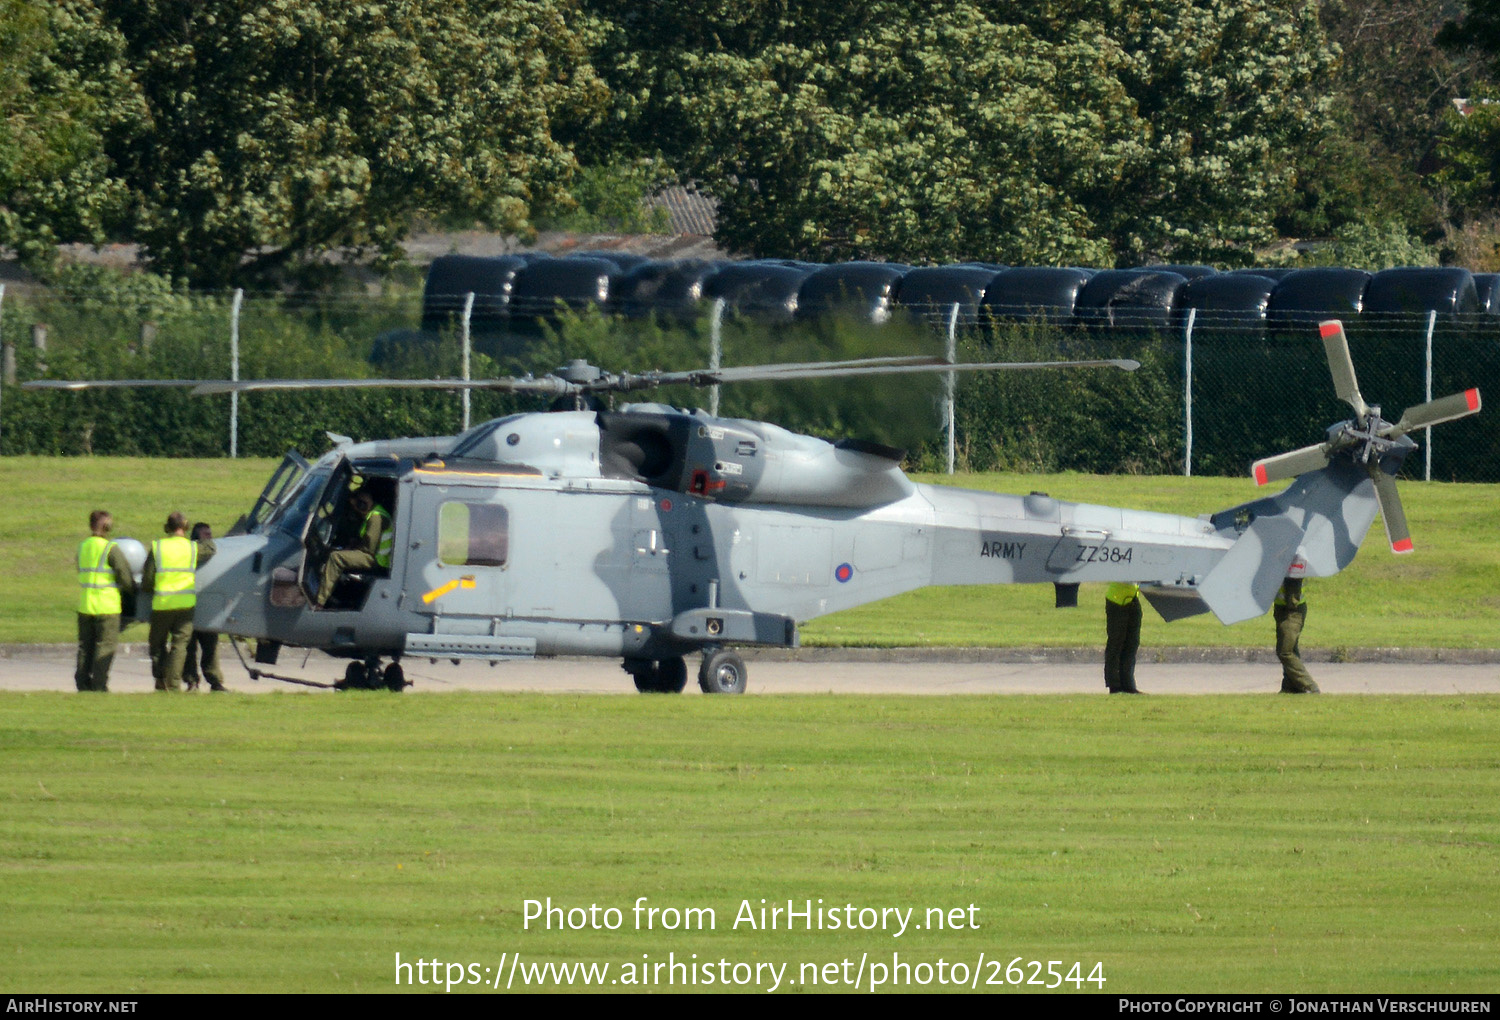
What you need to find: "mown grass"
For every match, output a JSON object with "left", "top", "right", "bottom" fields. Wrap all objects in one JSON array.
[
  {"left": 4, "top": 457, "right": 1500, "bottom": 648},
  {"left": 0, "top": 693, "right": 1496, "bottom": 993}
]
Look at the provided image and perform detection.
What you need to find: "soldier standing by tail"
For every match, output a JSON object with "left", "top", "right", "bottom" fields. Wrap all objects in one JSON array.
[
  {"left": 1274, "top": 577, "right": 1319, "bottom": 694},
  {"left": 1104, "top": 582, "right": 1143, "bottom": 694},
  {"left": 76, "top": 510, "right": 135, "bottom": 692},
  {"left": 144, "top": 512, "right": 215, "bottom": 691}
]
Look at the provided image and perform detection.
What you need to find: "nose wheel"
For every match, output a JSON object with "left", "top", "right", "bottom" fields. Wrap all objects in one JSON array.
[{"left": 334, "top": 657, "right": 408, "bottom": 691}]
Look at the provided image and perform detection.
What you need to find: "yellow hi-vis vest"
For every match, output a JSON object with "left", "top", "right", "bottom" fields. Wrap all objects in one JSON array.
[
  {"left": 362, "top": 506, "right": 393, "bottom": 569},
  {"left": 1105, "top": 582, "right": 1140, "bottom": 606},
  {"left": 151, "top": 536, "right": 198, "bottom": 611},
  {"left": 77, "top": 537, "right": 121, "bottom": 615}
]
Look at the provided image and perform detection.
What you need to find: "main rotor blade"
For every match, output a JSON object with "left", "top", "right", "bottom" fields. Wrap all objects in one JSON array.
[
  {"left": 189, "top": 377, "right": 571, "bottom": 396},
  {"left": 23, "top": 379, "right": 205, "bottom": 390},
  {"left": 1319, "top": 320, "right": 1369, "bottom": 420},
  {"left": 622, "top": 356, "right": 1140, "bottom": 391},
  {"left": 1251, "top": 442, "right": 1333, "bottom": 486},
  {"left": 1370, "top": 468, "right": 1413, "bottom": 554},
  {"left": 1382, "top": 388, "right": 1482, "bottom": 438}
]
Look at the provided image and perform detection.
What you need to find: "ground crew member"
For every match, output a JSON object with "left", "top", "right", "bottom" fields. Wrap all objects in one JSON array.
[
  {"left": 76, "top": 510, "right": 135, "bottom": 692},
  {"left": 1274, "top": 577, "right": 1319, "bottom": 694},
  {"left": 182, "top": 522, "right": 227, "bottom": 692},
  {"left": 143, "top": 511, "right": 215, "bottom": 691},
  {"left": 1104, "top": 582, "right": 1143, "bottom": 694},
  {"left": 316, "top": 487, "right": 391, "bottom": 608}
]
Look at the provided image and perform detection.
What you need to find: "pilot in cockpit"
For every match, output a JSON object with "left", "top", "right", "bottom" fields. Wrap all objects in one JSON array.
[{"left": 315, "top": 483, "right": 392, "bottom": 608}]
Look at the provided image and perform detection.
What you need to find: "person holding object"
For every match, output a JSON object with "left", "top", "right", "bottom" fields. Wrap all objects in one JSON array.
[
  {"left": 76, "top": 510, "right": 135, "bottom": 692},
  {"left": 144, "top": 511, "right": 215, "bottom": 691},
  {"left": 1274, "top": 577, "right": 1319, "bottom": 694}
]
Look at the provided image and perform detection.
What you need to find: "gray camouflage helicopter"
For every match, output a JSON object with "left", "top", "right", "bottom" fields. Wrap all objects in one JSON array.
[{"left": 28, "top": 320, "right": 1479, "bottom": 693}]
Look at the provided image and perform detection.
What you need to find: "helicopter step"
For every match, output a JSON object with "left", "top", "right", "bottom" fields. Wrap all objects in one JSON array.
[
  {"left": 668, "top": 607, "right": 798, "bottom": 647},
  {"left": 404, "top": 633, "right": 538, "bottom": 661}
]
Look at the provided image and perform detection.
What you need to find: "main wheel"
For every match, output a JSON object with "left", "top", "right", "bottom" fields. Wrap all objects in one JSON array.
[
  {"left": 656, "top": 656, "right": 688, "bottom": 693},
  {"left": 383, "top": 662, "right": 406, "bottom": 692},
  {"left": 628, "top": 657, "right": 688, "bottom": 694},
  {"left": 698, "top": 649, "right": 747, "bottom": 694}
]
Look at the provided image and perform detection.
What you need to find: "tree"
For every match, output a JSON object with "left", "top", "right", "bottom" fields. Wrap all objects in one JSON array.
[
  {"left": 93, "top": 0, "right": 607, "bottom": 287},
  {"left": 0, "top": 0, "right": 135, "bottom": 271},
  {"left": 587, "top": 0, "right": 1336, "bottom": 266},
  {"left": 1276, "top": 0, "right": 1482, "bottom": 240}
]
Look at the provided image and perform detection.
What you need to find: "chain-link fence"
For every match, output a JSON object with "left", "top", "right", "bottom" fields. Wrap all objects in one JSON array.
[{"left": 2, "top": 283, "right": 1496, "bottom": 482}]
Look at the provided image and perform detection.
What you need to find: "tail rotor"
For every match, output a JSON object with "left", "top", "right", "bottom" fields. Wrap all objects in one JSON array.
[{"left": 1249, "top": 320, "right": 1481, "bottom": 554}]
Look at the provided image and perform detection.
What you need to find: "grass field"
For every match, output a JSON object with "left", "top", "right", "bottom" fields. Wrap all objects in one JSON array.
[
  {"left": 0, "top": 692, "right": 1495, "bottom": 993},
  {"left": 4, "top": 456, "right": 1500, "bottom": 648}
]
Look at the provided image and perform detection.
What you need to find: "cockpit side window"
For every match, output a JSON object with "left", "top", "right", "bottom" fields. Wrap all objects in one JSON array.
[
  {"left": 274, "top": 469, "right": 333, "bottom": 537},
  {"left": 438, "top": 502, "right": 509, "bottom": 567}
]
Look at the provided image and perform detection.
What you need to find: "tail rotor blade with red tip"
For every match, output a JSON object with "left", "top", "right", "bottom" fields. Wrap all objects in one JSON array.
[
  {"left": 1319, "top": 320, "right": 1370, "bottom": 420},
  {"left": 1251, "top": 443, "right": 1333, "bottom": 486},
  {"left": 1370, "top": 470, "right": 1413, "bottom": 554},
  {"left": 1382, "top": 388, "right": 1482, "bottom": 439}
]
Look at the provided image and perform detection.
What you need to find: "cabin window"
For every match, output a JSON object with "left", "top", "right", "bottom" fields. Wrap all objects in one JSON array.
[{"left": 438, "top": 502, "right": 509, "bottom": 567}]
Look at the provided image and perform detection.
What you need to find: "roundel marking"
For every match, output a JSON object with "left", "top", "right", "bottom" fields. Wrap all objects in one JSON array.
[
  {"left": 659, "top": 498, "right": 673, "bottom": 512},
  {"left": 835, "top": 563, "right": 854, "bottom": 583}
]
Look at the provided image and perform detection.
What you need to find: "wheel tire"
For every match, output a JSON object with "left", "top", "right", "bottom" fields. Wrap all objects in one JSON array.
[
  {"left": 629, "top": 657, "right": 687, "bottom": 694},
  {"left": 657, "top": 656, "right": 688, "bottom": 694},
  {"left": 383, "top": 662, "right": 406, "bottom": 692},
  {"left": 336, "top": 661, "right": 367, "bottom": 691},
  {"left": 698, "top": 649, "right": 747, "bottom": 694}
]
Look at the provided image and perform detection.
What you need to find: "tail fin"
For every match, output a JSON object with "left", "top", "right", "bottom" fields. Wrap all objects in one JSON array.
[
  {"left": 1194, "top": 515, "right": 1303, "bottom": 624},
  {"left": 1192, "top": 460, "right": 1380, "bottom": 624}
]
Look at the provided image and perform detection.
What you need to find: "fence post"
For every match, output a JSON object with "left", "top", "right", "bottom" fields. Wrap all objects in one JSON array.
[
  {"left": 461, "top": 291, "right": 474, "bottom": 432},
  {"left": 230, "top": 289, "right": 243, "bottom": 459},
  {"left": 31, "top": 323, "right": 46, "bottom": 375},
  {"left": 1424, "top": 309, "right": 1436, "bottom": 482},
  {"left": 709, "top": 298, "right": 725, "bottom": 418},
  {"left": 945, "top": 302, "right": 959, "bottom": 475},
  {"left": 1183, "top": 307, "right": 1196, "bottom": 477}
]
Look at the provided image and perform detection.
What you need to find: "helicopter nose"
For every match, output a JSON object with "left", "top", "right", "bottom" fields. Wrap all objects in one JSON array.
[{"left": 193, "top": 534, "right": 273, "bottom": 635}]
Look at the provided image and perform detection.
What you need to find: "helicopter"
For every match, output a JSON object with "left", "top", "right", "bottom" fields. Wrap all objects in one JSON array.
[{"left": 26, "top": 320, "right": 1479, "bottom": 693}]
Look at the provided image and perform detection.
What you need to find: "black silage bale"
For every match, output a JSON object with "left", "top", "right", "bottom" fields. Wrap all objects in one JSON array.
[
  {"left": 1074, "top": 269, "right": 1188, "bottom": 330},
  {"left": 507, "top": 256, "right": 620, "bottom": 322},
  {"left": 892, "top": 265, "right": 1005, "bottom": 325},
  {"left": 701, "top": 262, "right": 816, "bottom": 322},
  {"left": 1362, "top": 267, "right": 1479, "bottom": 320},
  {"left": 420, "top": 254, "right": 528, "bottom": 333},
  {"left": 612, "top": 259, "right": 722, "bottom": 320},
  {"left": 794, "top": 262, "right": 912, "bottom": 324},
  {"left": 1267, "top": 268, "right": 1372, "bottom": 326},
  {"left": 1474, "top": 273, "right": 1500, "bottom": 314},
  {"left": 979, "top": 267, "right": 1096, "bottom": 322},
  {"left": 1174, "top": 273, "right": 1277, "bottom": 335}
]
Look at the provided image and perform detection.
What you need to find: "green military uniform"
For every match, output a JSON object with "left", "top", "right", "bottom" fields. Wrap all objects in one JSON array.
[
  {"left": 1273, "top": 577, "right": 1319, "bottom": 694},
  {"left": 183, "top": 631, "right": 226, "bottom": 691},
  {"left": 1104, "top": 582, "right": 1143, "bottom": 694},
  {"left": 317, "top": 502, "right": 392, "bottom": 607},
  {"left": 144, "top": 535, "right": 215, "bottom": 691},
  {"left": 76, "top": 536, "right": 135, "bottom": 692}
]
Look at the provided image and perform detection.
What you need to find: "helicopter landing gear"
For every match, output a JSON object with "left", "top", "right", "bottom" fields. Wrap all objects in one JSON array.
[
  {"left": 698, "top": 648, "right": 747, "bottom": 694},
  {"left": 625, "top": 656, "right": 688, "bottom": 694},
  {"left": 334, "top": 656, "right": 407, "bottom": 692}
]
